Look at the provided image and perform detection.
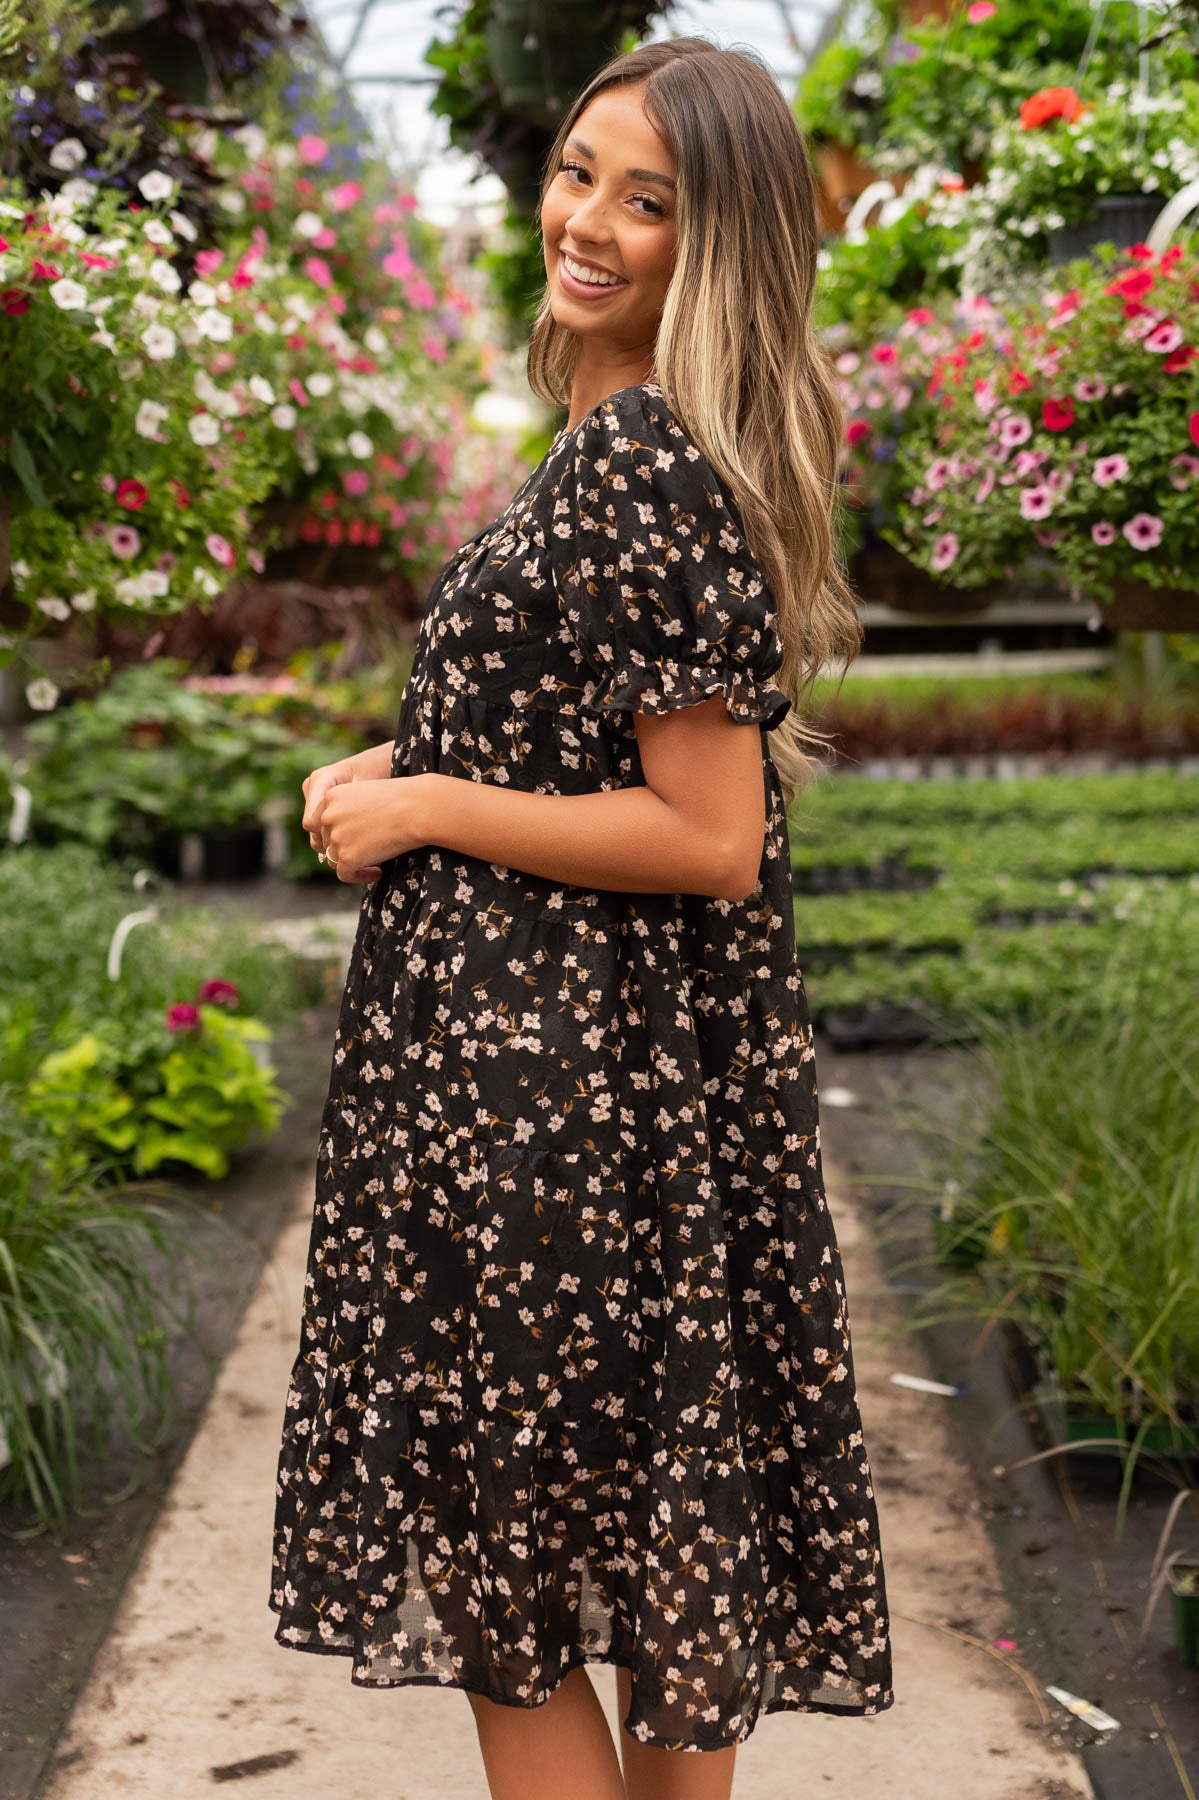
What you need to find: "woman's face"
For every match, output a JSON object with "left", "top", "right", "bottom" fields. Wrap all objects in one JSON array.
[{"left": 540, "top": 82, "right": 679, "bottom": 353}]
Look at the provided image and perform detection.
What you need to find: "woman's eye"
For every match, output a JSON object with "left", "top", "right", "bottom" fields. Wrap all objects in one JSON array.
[{"left": 559, "top": 162, "right": 663, "bottom": 216}]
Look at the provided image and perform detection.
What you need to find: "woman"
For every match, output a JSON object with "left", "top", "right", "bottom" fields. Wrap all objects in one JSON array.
[{"left": 269, "top": 34, "right": 892, "bottom": 1800}]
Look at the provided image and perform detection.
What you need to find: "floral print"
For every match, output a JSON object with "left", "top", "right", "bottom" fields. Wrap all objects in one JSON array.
[{"left": 269, "top": 381, "right": 893, "bottom": 1749}]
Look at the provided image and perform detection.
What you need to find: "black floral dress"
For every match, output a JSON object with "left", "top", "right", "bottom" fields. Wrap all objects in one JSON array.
[{"left": 268, "top": 380, "right": 893, "bottom": 1750}]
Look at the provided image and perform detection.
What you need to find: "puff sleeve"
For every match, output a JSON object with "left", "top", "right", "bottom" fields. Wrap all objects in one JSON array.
[{"left": 548, "top": 387, "right": 792, "bottom": 733}]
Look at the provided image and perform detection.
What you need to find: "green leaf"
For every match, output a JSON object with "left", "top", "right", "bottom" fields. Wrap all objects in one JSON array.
[{"left": 9, "top": 426, "right": 47, "bottom": 508}]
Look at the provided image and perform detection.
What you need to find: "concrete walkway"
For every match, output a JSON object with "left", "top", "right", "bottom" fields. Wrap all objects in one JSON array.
[{"left": 40, "top": 1155, "right": 1090, "bottom": 1800}]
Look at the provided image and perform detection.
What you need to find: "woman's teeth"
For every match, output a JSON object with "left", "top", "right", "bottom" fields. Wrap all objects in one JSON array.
[{"left": 562, "top": 252, "right": 626, "bottom": 287}]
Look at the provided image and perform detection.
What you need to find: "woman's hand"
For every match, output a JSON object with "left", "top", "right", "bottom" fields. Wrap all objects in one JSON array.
[{"left": 304, "top": 766, "right": 430, "bottom": 884}]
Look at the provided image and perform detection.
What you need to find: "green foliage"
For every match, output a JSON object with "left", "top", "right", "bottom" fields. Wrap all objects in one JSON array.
[{"left": 795, "top": 41, "right": 872, "bottom": 148}]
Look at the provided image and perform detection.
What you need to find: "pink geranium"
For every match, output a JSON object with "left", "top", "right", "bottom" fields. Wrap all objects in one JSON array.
[
  {"left": 302, "top": 256, "right": 333, "bottom": 290},
  {"left": 342, "top": 469, "right": 370, "bottom": 497},
  {"left": 1122, "top": 512, "right": 1163, "bottom": 549},
  {"left": 194, "top": 249, "right": 225, "bottom": 277},
  {"left": 967, "top": 0, "right": 997, "bottom": 19},
  {"left": 328, "top": 181, "right": 363, "bottom": 212},
  {"left": 165, "top": 1003, "right": 201, "bottom": 1032}
]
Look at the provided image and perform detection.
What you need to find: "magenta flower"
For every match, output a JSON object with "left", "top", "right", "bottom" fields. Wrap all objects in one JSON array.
[
  {"left": 302, "top": 256, "right": 333, "bottom": 290},
  {"left": 197, "top": 978, "right": 239, "bottom": 1008},
  {"left": 930, "top": 531, "right": 960, "bottom": 572},
  {"left": 194, "top": 248, "right": 225, "bottom": 277},
  {"left": 205, "top": 533, "right": 236, "bottom": 568},
  {"left": 1169, "top": 453, "right": 1199, "bottom": 490},
  {"left": 924, "top": 457, "right": 950, "bottom": 490},
  {"left": 297, "top": 134, "right": 328, "bottom": 165},
  {"left": 108, "top": 524, "right": 141, "bottom": 560},
  {"left": 381, "top": 247, "right": 414, "bottom": 280},
  {"left": 1143, "top": 320, "right": 1183, "bottom": 354},
  {"left": 165, "top": 1002, "right": 201, "bottom": 1032},
  {"left": 974, "top": 468, "right": 996, "bottom": 504},
  {"left": 1123, "top": 513, "right": 1163, "bottom": 550},
  {"left": 1092, "top": 521, "right": 1116, "bottom": 545},
  {"left": 997, "top": 415, "right": 1032, "bottom": 449},
  {"left": 1020, "top": 485, "right": 1055, "bottom": 520},
  {"left": 967, "top": 0, "right": 997, "bottom": 18},
  {"left": 328, "top": 180, "right": 363, "bottom": 212},
  {"left": 342, "top": 469, "right": 370, "bottom": 497},
  {"left": 1092, "top": 454, "right": 1129, "bottom": 487}
]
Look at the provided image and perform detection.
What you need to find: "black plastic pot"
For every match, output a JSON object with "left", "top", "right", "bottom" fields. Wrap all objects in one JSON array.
[
  {"left": 1046, "top": 192, "right": 1164, "bottom": 265},
  {"left": 200, "top": 825, "right": 266, "bottom": 882},
  {"left": 484, "top": 1, "right": 624, "bottom": 128},
  {"left": 1172, "top": 1576, "right": 1199, "bottom": 1668}
]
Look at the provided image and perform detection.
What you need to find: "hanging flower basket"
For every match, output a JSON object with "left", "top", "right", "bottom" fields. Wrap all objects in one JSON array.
[
  {"left": 1046, "top": 192, "right": 1166, "bottom": 267},
  {"left": 484, "top": 1, "right": 626, "bottom": 130},
  {"left": 855, "top": 542, "right": 1002, "bottom": 614},
  {"left": 1102, "top": 578, "right": 1199, "bottom": 632}
]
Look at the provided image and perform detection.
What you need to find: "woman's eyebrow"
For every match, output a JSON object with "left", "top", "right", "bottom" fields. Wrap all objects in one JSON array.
[{"left": 564, "top": 135, "right": 677, "bottom": 191}]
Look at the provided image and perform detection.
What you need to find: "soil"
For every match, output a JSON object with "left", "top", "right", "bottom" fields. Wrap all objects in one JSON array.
[{"left": 3, "top": 899, "right": 1197, "bottom": 1800}]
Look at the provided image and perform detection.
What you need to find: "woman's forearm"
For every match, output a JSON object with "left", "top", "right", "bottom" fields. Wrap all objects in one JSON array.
[
  {"left": 410, "top": 772, "right": 747, "bottom": 901},
  {"left": 348, "top": 738, "right": 395, "bottom": 781}
]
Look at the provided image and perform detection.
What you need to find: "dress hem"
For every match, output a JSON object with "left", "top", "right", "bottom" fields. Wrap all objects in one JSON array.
[{"left": 268, "top": 1604, "right": 896, "bottom": 1749}]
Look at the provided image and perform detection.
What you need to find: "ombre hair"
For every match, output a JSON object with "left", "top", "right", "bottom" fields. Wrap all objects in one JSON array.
[{"left": 527, "top": 35, "right": 861, "bottom": 811}]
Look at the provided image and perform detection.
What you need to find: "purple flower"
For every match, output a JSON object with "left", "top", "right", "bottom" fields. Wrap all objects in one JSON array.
[
  {"left": 108, "top": 524, "right": 141, "bottom": 560},
  {"left": 1122, "top": 513, "right": 1163, "bottom": 550},
  {"left": 1020, "top": 485, "right": 1055, "bottom": 520},
  {"left": 1092, "top": 454, "right": 1129, "bottom": 488},
  {"left": 930, "top": 531, "right": 960, "bottom": 572}
]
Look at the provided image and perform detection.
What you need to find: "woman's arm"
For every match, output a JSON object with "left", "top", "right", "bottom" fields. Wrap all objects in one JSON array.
[{"left": 405, "top": 695, "right": 768, "bottom": 901}]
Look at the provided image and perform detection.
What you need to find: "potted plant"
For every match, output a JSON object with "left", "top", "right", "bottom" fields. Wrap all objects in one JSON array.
[
  {"left": 1140, "top": 1490, "right": 1199, "bottom": 1668},
  {"left": 887, "top": 241, "right": 1199, "bottom": 626}
]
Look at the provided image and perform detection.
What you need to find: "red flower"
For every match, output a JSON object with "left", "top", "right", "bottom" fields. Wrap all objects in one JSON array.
[
  {"left": 1008, "top": 368, "right": 1031, "bottom": 395},
  {"left": 845, "top": 419, "right": 872, "bottom": 446},
  {"left": 165, "top": 1002, "right": 201, "bottom": 1032},
  {"left": 0, "top": 237, "right": 7, "bottom": 254},
  {"left": 1106, "top": 266, "right": 1155, "bottom": 300},
  {"left": 364, "top": 522, "right": 381, "bottom": 547},
  {"left": 324, "top": 519, "right": 344, "bottom": 545},
  {"left": 115, "top": 479, "right": 149, "bottom": 511},
  {"left": 347, "top": 517, "right": 365, "bottom": 544},
  {"left": 1190, "top": 412, "right": 1199, "bottom": 448},
  {"left": 300, "top": 516, "right": 323, "bottom": 542},
  {"left": 289, "top": 377, "right": 309, "bottom": 408},
  {"left": 285, "top": 333, "right": 307, "bottom": 350},
  {"left": 30, "top": 259, "right": 60, "bottom": 280},
  {"left": 1019, "top": 87, "right": 1086, "bottom": 130},
  {"left": 169, "top": 478, "right": 191, "bottom": 509},
  {"left": 1043, "top": 396, "right": 1074, "bottom": 432},
  {"left": 196, "top": 978, "right": 239, "bottom": 1008},
  {"left": 1165, "top": 346, "right": 1198, "bottom": 373},
  {"left": 2, "top": 288, "right": 29, "bottom": 314}
]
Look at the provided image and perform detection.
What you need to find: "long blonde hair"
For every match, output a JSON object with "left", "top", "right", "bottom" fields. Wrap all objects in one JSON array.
[{"left": 527, "top": 35, "right": 861, "bottom": 812}]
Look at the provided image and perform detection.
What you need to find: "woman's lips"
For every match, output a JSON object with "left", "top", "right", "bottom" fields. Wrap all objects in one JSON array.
[{"left": 557, "top": 254, "right": 628, "bottom": 300}]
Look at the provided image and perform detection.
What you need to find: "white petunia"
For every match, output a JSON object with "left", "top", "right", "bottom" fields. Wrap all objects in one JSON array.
[
  {"left": 188, "top": 279, "right": 217, "bottom": 306},
  {"left": 363, "top": 324, "right": 387, "bottom": 354},
  {"left": 70, "top": 589, "right": 97, "bottom": 612},
  {"left": 193, "top": 566, "right": 221, "bottom": 597},
  {"left": 188, "top": 412, "right": 221, "bottom": 446},
  {"left": 141, "top": 323, "right": 176, "bottom": 360},
  {"left": 254, "top": 310, "right": 278, "bottom": 334},
  {"left": 138, "top": 169, "right": 175, "bottom": 202},
  {"left": 306, "top": 371, "right": 334, "bottom": 397},
  {"left": 48, "top": 277, "right": 88, "bottom": 311},
  {"left": 144, "top": 219, "right": 173, "bottom": 246},
  {"left": 135, "top": 398, "right": 169, "bottom": 439},
  {"left": 293, "top": 210, "right": 324, "bottom": 239},
  {"left": 132, "top": 292, "right": 162, "bottom": 319},
  {"left": 89, "top": 326, "right": 116, "bottom": 352},
  {"left": 218, "top": 188, "right": 246, "bottom": 214},
  {"left": 270, "top": 403, "right": 297, "bottom": 429},
  {"left": 169, "top": 209, "right": 197, "bottom": 242},
  {"left": 25, "top": 678, "right": 60, "bottom": 711},
  {"left": 56, "top": 220, "right": 85, "bottom": 244},
  {"left": 49, "top": 137, "right": 86, "bottom": 172},
  {"left": 346, "top": 430, "right": 373, "bottom": 459},
  {"left": 58, "top": 177, "right": 96, "bottom": 209},
  {"left": 195, "top": 306, "right": 232, "bottom": 342},
  {"left": 96, "top": 237, "right": 123, "bottom": 257},
  {"left": 249, "top": 375, "right": 275, "bottom": 404},
  {"left": 287, "top": 293, "right": 314, "bottom": 323},
  {"left": 148, "top": 257, "right": 181, "bottom": 293},
  {"left": 233, "top": 123, "right": 268, "bottom": 160},
  {"left": 37, "top": 597, "right": 71, "bottom": 621}
]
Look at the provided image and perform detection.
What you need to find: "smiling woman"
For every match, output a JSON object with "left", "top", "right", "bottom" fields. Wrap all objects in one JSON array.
[{"left": 273, "top": 34, "right": 891, "bottom": 1800}]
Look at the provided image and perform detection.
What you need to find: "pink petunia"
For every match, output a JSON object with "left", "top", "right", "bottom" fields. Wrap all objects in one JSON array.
[
  {"left": 974, "top": 467, "right": 996, "bottom": 504},
  {"left": 999, "top": 415, "right": 1032, "bottom": 448},
  {"left": 107, "top": 524, "right": 141, "bottom": 559},
  {"left": 342, "top": 469, "right": 370, "bottom": 496},
  {"left": 1123, "top": 512, "right": 1163, "bottom": 549},
  {"left": 302, "top": 255, "right": 333, "bottom": 290},
  {"left": 967, "top": 0, "right": 997, "bottom": 19},
  {"left": 311, "top": 226, "right": 337, "bottom": 250},
  {"left": 924, "top": 457, "right": 950, "bottom": 490},
  {"left": 1074, "top": 377, "right": 1108, "bottom": 402},
  {"left": 205, "top": 533, "right": 235, "bottom": 567},
  {"left": 1020, "top": 485, "right": 1054, "bottom": 520},
  {"left": 1144, "top": 319, "right": 1184, "bottom": 354},
  {"left": 289, "top": 377, "right": 310, "bottom": 408},
  {"left": 1092, "top": 522, "right": 1116, "bottom": 545},
  {"left": 194, "top": 248, "right": 225, "bottom": 277},
  {"left": 297, "top": 134, "right": 328, "bottom": 165},
  {"left": 1169, "top": 453, "right": 1199, "bottom": 490},
  {"left": 930, "top": 531, "right": 959, "bottom": 572},
  {"left": 165, "top": 1002, "right": 201, "bottom": 1032},
  {"left": 1092, "top": 454, "right": 1129, "bottom": 487},
  {"left": 328, "top": 180, "right": 363, "bottom": 212}
]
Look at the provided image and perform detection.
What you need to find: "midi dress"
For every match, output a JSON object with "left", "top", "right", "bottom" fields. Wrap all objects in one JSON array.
[{"left": 268, "top": 378, "right": 893, "bottom": 1750}]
